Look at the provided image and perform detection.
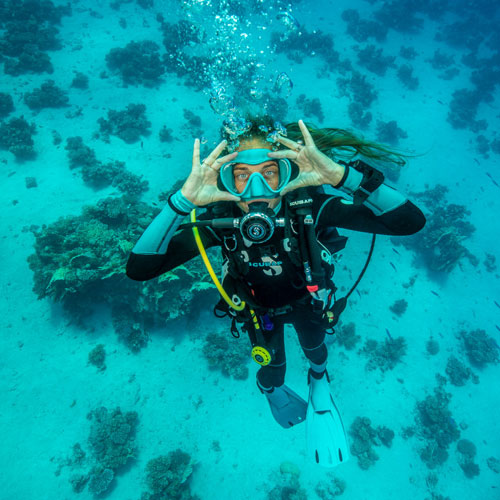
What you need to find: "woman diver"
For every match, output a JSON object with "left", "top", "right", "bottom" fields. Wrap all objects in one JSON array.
[{"left": 126, "top": 117, "right": 426, "bottom": 467}]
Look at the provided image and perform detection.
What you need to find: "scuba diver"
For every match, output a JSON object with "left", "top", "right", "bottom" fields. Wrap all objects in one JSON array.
[{"left": 126, "top": 118, "right": 426, "bottom": 468}]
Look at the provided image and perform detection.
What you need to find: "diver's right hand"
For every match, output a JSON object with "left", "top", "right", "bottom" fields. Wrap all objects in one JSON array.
[{"left": 180, "top": 139, "right": 241, "bottom": 206}]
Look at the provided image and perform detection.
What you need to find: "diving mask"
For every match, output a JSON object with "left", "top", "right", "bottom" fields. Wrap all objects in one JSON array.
[{"left": 218, "top": 148, "right": 297, "bottom": 200}]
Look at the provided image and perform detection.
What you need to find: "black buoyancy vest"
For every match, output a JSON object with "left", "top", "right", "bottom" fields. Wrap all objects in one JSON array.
[{"left": 205, "top": 189, "right": 347, "bottom": 309}]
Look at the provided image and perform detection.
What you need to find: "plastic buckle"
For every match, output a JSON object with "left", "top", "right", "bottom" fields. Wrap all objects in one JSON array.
[{"left": 223, "top": 234, "right": 237, "bottom": 252}]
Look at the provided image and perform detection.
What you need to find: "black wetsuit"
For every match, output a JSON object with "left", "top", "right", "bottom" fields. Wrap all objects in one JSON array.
[{"left": 127, "top": 191, "right": 425, "bottom": 389}]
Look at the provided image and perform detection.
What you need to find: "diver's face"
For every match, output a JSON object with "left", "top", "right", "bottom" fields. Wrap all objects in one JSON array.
[
  {"left": 234, "top": 139, "right": 281, "bottom": 213},
  {"left": 234, "top": 162, "right": 281, "bottom": 213}
]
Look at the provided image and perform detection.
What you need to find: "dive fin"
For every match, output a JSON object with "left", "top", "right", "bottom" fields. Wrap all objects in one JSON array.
[
  {"left": 262, "top": 384, "right": 307, "bottom": 429},
  {"left": 306, "top": 370, "right": 350, "bottom": 467}
]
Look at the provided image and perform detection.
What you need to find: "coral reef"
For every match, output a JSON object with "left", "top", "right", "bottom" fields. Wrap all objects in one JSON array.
[
  {"left": 393, "top": 185, "right": 476, "bottom": 274},
  {"left": 271, "top": 28, "right": 339, "bottom": 67},
  {"left": 347, "top": 102, "right": 372, "bottom": 129},
  {"left": 296, "top": 95, "right": 324, "bottom": 123},
  {"left": 389, "top": 299, "right": 408, "bottom": 316},
  {"left": 65, "top": 137, "right": 149, "bottom": 197},
  {"left": 98, "top": 103, "right": 151, "bottom": 143},
  {"left": 376, "top": 120, "right": 408, "bottom": 146},
  {"left": 315, "top": 474, "right": 346, "bottom": 498},
  {"left": 159, "top": 19, "right": 210, "bottom": 91},
  {"left": 202, "top": 332, "right": 250, "bottom": 380},
  {"left": 483, "top": 253, "right": 497, "bottom": 271},
  {"left": 333, "top": 321, "right": 361, "bottom": 350},
  {"left": 0, "top": 0, "right": 71, "bottom": 75},
  {"left": 88, "top": 406, "right": 138, "bottom": 470},
  {"left": 0, "top": 116, "right": 37, "bottom": 160},
  {"left": 397, "top": 64, "right": 419, "bottom": 90},
  {"left": 65, "top": 406, "right": 138, "bottom": 496},
  {"left": 456, "top": 439, "right": 480, "bottom": 478},
  {"left": 445, "top": 355, "right": 476, "bottom": 386},
  {"left": 106, "top": 40, "right": 165, "bottom": 86},
  {"left": 373, "top": 1, "right": 425, "bottom": 34},
  {"left": 25, "top": 176, "right": 37, "bottom": 188},
  {"left": 447, "top": 89, "right": 486, "bottom": 132},
  {"left": 399, "top": 47, "right": 418, "bottom": 60},
  {"left": 435, "top": 19, "right": 483, "bottom": 51},
  {"left": 360, "top": 336, "right": 407, "bottom": 371},
  {"left": 427, "top": 50, "right": 455, "bottom": 70},
  {"left": 415, "top": 387, "right": 460, "bottom": 469},
  {"left": 88, "top": 344, "right": 106, "bottom": 371},
  {"left": 27, "top": 196, "right": 218, "bottom": 350},
  {"left": 183, "top": 109, "right": 202, "bottom": 138},
  {"left": 0, "top": 92, "right": 14, "bottom": 117},
  {"left": 88, "top": 467, "right": 114, "bottom": 496},
  {"left": 356, "top": 45, "right": 395, "bottom": 76},
  {"left": 349, "top": 417, "right": 394, "bottom": 469},
  {"left": 141, "top": 450, "right": 198, "bottom": 500},
  {"left": 159, "top": 125, "right": 173, "bottom": 143},
  {"left": 23, "top": 80, "right": 69, "bottom": 110},
  {"left": 71, "top": 72, "right": 89, "bottom": 89},
  {"left": 267, "top": 463, "right": 307, "bottom": 500},
  {"left": 487, "top": 456, "right": 500, "bottom": 473},
  {"left": 342, "top": 9, "right": 387, "bottom": 42},
  {"left": 337, "top": 70, "right": 378, "bottom": 108},
  {"left": 426, "top": 337, "right": 440, "bottom": 356},
  {"left": 459, "top": 328, "right": 499, "bottom": 369}
]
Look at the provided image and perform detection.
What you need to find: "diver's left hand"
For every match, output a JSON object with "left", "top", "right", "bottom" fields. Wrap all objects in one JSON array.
[{"left": 267, "top": 120, "right": 345, "bottom": 196}]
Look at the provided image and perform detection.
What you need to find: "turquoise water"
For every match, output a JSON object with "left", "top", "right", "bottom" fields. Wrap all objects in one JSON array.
[{"left": 1, "top": 0, "right": 499, "bottom": 499}]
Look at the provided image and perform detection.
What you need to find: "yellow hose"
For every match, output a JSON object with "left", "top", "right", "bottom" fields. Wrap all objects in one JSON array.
[{"left": 190, "top": 209, "right": 246, "bottom": 312}]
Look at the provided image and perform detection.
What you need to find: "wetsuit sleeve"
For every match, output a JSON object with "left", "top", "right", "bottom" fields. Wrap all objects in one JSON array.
[
  {"left": 314, "top": 170, "right": 426, "bottom": 235},
  {"left": 126, "top": 190, "right": 221, "bottom": 281}
]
